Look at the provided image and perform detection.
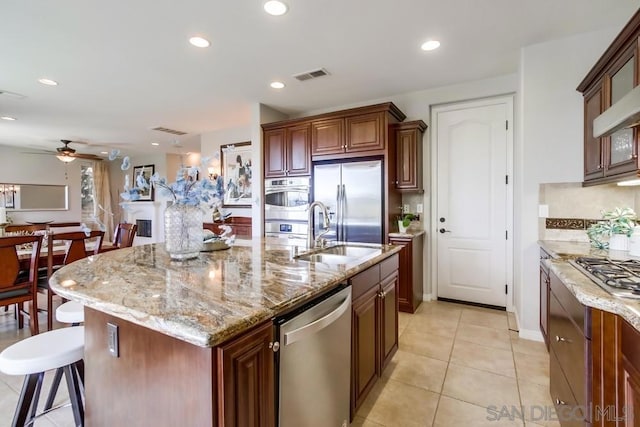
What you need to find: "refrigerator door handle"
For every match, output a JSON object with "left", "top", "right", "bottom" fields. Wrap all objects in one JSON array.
[
  {"left": 341, "top": 184, "right": 346, "bottom": 241},
  {"left": 336, "top": 184, "right": 342, "bottom": 241}
]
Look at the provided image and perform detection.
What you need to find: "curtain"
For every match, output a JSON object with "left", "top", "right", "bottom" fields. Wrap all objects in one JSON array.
[{"left": 93, "top": 161, "right": 115, "bottom": 243}]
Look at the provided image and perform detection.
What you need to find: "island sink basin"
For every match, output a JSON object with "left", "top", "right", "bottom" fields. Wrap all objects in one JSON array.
[{"left": 294, "top": 244, "right": 381, "bottom": 265}]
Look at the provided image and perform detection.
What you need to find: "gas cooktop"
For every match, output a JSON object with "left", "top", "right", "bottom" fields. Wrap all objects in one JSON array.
[{"left": 569, "top": 257, "right": 640, "bottom": 300}]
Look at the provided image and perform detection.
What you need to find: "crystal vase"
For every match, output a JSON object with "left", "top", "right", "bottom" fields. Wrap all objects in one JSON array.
[{"left": 164, "top": 203, "right": 203, "bottom": 260}]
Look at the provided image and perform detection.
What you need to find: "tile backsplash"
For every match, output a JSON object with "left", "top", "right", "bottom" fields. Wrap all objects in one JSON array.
[{"left": 539, "top": 182, "right": 640, "bottom": 241}]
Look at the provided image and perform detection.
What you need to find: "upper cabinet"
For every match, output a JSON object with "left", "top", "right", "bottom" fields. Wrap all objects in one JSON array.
[
  {"left": 263, "top": 123, "right": 311, "bottom": 178},
  {"left": 392, "top": 120, "right": 427, "bottom": 192},
  {"left": 578, "top": 9, "right": 640, "bottom": 185}
]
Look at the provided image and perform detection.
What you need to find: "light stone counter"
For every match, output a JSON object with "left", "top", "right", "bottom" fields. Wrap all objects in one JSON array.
[
  {"left": 49, "top": 239, "right": 401, "bottom": 347},
  {"left": 539, "top": 240, "right": 640, "bottom": 333},
  {"left": 388, "top": 229, "right": 426, "bottom": 239}
]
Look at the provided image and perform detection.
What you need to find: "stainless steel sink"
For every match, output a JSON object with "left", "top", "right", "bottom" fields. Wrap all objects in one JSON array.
[{"left": 294, "top": 244, "right": 381, "bottom": 265}]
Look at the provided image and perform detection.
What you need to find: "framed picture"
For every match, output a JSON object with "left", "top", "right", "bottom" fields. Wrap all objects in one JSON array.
[
  {"left": 4, "top": 185, "right": 14, "bottom": 209},
  {"left": 221, "top": 142, "right": 252, "bottom": 207},
  {"left": 132, "top": 164, "right": 155, "bottom": 201}
]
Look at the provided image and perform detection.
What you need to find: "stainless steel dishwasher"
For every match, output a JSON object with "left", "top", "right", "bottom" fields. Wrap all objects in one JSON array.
[{"left": 275, "top": 284, "right": 351, "bottom": 427}]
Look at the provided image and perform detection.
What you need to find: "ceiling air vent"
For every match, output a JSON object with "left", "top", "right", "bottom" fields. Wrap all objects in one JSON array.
[
  {"left": 0, "top": 89, "right": 26, "bottom": 100},
  {"left": 293, "top": 68, "right": 330, "bottom": 82},
  {"left": 152, "top": 126, "right": 188, "bottom": 136}
]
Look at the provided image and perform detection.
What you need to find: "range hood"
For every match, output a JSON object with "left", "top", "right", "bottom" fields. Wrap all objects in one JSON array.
[{"left": 593, "top": 84, "right": 640, "bottom": 138}]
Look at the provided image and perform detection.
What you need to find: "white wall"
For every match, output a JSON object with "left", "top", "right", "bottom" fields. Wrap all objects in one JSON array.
[
  {"left": 0, "top": 145, "right": 83, "bottom": 223},
  {"left": 516, "top": 27, "right": 621, "bottom": 339}
]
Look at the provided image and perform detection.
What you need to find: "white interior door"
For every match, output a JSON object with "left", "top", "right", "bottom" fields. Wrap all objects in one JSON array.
[{"left": 434, "top": 97, "right": 512, "bottom": 307}]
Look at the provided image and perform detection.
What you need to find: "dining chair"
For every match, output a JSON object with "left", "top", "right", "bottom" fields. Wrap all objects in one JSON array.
[
  {"left": 38, "top": 230, "right": 104, "bottom": 331},
  {"left": 100, "top": 223, "right": 137, "bottom": 253},
  {"left": 0, "top": 234, "right": 44, "bottom": 335},
  {"left": 5, "top": 224, "right": 48, "bottom": 234}
]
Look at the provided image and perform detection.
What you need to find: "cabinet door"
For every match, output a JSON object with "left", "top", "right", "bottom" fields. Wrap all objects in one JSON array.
[
  {"left": 584, "top": 85, "right": 604, "bottom": 181},
  {"left": 351, "top": 285, "right": 380, "bottom": 414},
  {"left": 286, "top": 124, "right": 311, "bottom": 176},
  {"left": 345, "top": 112, "right": 384, "bottom": 153},
  {"left": 604, "top": 47, "right": 638, "bottom": 177},
  {"left": 218, "top": 321, "right": 275, "bottom": 427},
  {"left": 379, "top": 273, "right": 398, "bottom": 371},
  {"left": 391, "top": 238, "right": 412, "bottom": 313},
  {"left": 264, "top": 128, "right": 287, "bottom": 178},
  {"left": 396, "top": 127, "right": 422, "bottom": 190},
  {"left": 311, "top": 118, "right": 345, "bottom": 156},
  {"left": 621, "top": 320, "right": 640, "bottom": 427}
]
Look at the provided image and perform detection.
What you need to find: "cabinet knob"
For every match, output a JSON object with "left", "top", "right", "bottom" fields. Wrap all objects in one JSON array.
[
  {"left": 597, "top": 164, "right": 602, "bottom": 169},
  {"left": 555, "top": 398, "right": 566, "bottom": 405},
  {"left": 633, "top": 154, "right": 638, "bottom": 159},
  {"left": 555, "top": 335, "right": 570, "bottom": 343},
  {"left": 269, "top": 341, "right": 280, "bottom": 352}
]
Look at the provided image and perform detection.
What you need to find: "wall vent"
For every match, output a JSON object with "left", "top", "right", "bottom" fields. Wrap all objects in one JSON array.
[
  {"left": 293, "top": 68, "right": 330, "bottom": 82},
  {"left": 152, "top": 126, "right": 188, "bottom": 136},
  {"left": 0, "top": 89, "right": 26, "bottom": 100}
]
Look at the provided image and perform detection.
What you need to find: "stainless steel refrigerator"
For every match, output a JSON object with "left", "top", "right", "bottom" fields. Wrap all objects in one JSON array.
[{"left": 313, "top": 159, "right": 383, "bottom": 244}]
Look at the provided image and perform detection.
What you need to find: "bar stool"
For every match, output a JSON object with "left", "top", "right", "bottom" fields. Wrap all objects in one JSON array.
[
  {"left": 0, "top": 327, "right": 85, "bottom": 427},
  {"left": 44, "top": 301, "right": 85, "bottom": 412}
]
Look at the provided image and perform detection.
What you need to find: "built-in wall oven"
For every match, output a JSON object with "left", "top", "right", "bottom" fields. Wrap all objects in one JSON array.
[{"left": 264, "top": 177, "right": 310, "bottom": 239}]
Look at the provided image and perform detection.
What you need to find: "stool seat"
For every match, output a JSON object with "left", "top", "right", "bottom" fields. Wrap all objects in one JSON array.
[
  {"left": 0, "top": 326, "right": 84, "bottom": 375},
  {"left": 56, "top": 301, "right": 84, "bottom": 324}
]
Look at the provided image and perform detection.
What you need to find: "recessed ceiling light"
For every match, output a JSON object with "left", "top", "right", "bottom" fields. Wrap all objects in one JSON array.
[
  {"left": 151, "top": 142, "right": 160, "bottom": 146},
  {"left": 189, "top": 36, "right": 211, "bottom": 48},
  {"left": 264, "top": 0, "right": 288, "bottom": 16},
  {"left": 100, "top": 151, "right": 108, "bottom": 154},
  {"left": 421, "top": 40, "right": 441, "bottom": 51},
  {"left": 270, "top": 81, "right": 285, "bottom": 89},
  {"left": 0, "top": 116, "right": 16, "bottom": 121},
  {"left": 38, "top": 78, "right": 58, "bottom": 86}
]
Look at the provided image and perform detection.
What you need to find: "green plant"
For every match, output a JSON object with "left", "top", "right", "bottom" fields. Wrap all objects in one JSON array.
[
  {"left": 586, "top": 207, "right": 636, "bottom": 249},
  {"left": 398, "top": 213, "right": 414, "bottom": 228}
]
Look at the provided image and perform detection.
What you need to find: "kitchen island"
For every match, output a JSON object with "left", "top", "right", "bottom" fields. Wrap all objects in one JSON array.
[{"left": 49, "top": 238, "right": 401, "bottom": 426}]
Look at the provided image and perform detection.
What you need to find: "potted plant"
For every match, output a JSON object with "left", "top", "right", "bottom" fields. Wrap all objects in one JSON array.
[
  {"left": 397, "top": 213, "right": 414, "bottom": 233},
  {"left": 586, "top": 207, "right": 636, "bottom": 250}
]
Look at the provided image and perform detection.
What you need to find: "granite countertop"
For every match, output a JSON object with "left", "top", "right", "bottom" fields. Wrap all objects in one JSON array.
[
  {"left": 388, "top": 229, "right": 426, "bottom": 238},
  {"left": 49, "top": 239, "right": 401, "bottom": 348},
  {"left": 538, "top": 240, "right": 640, "bottom": 333}
]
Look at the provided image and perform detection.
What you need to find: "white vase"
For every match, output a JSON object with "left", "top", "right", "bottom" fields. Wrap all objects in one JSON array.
[
  {"left": 609, "top": 234, "right": 629, "bottom": 251},
  {"left": 397, "top": 220, "right": 408, "bottom": 234}
]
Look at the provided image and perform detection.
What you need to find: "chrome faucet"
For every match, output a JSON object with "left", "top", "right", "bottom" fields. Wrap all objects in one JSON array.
[{"left": 307, "top": 201, "right": 330, "bottom": 249}]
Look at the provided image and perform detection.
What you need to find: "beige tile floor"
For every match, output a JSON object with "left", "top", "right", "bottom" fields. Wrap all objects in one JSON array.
[
  {"left": 0, "top": 298, "right": 557, "bottom": 427},
  {"left": 352, "top": 301, "right": 560, "bottom": 427}
]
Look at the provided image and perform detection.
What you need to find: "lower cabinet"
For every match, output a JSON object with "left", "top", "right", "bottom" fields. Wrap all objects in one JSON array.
[
  {"left": 539, "top": 248, "right": 551, "bottom": 349},
  {"left": 217, "top": 321, "right": 275, "bottom": 427},
  {"left": 350, "top": 254, "right": 399, "bottom": 418},
  {"left": 621, "top": 319, "right": 640, "bottom": 426},
  {"left": 204, "top": 217, "right": 252, "bottom": 239},
  {"left": 390, "top": 233, "right": 424, "bottom": 313}
]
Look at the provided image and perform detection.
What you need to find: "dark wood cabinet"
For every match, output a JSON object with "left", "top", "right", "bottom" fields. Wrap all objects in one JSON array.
[
  {"left": 345, "top": 112, "right": 385, "bottom": 153},
  {"left": 390, "top": 233, "right": 424, "bottom": 313},
  {"left": 350, "top": 255, "right": 399, "bottom": 418},
  {"left": 311, "top": 118, "right": 345, "bottom": 156},
  {"left": 549, "top": 271, "right": 591, "bottom": 425},
  {"left": 539, "top": 248, "right": 551, "bottom": 349},
  {"left": 578, "top": 10, "right": 640, "bottom": 185},
  {"left": 621, "top": 319, "right": 640, "bottom": 427},
  {"left": 264, "top": 124, "right": 311, "bottom": 178},
  {"left": 392, "top": 120, "right": 427, "bottom": 192},
  {"left": 217, "top": 321, "right": 275, "bottom": 427},
  {"left": 204, "top": 217, "right": 252, "bottom": 239}
]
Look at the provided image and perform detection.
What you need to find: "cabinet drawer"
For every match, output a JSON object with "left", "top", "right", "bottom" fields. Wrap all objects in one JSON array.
[
  {"left": 549, "top": 291, "right": 588, "bottom": 410},
  {"left": 380, "top": 254, "right": 398, "bottom": 280},
  {"left": 350, "top": 264, "right": 380, "bottom": 301},
  {"left": 550, "top": 348, "right": 586, "bottom": 427},
  {"left": 550, "top": 273, "right": 591, "bottom": 338}
]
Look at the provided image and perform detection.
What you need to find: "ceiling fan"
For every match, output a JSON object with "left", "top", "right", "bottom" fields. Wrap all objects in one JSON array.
[{"left": 52, "top": 140, "right": 103, "bottom": 163}]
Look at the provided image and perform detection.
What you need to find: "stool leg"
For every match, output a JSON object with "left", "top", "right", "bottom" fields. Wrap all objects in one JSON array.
[
  {"left": 75, "top": 359, "right": 85, "bottom": 395},
  {"left": 12, "top": 372, "right": 43, "bottom": 427},
  {"left": 63, "top": 365, "right": 84, "bottom": 427},
  {"left": 43, "top": 367, "right": 64, "bottom": 410}
]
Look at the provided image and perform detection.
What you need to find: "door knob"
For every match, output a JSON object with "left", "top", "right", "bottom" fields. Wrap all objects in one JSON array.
[
  {"left": 439, "top": 217, "right": 446, "bottom": 223},
  {"left": 439, "top": 228, "right": 451, "bottom": 234}
]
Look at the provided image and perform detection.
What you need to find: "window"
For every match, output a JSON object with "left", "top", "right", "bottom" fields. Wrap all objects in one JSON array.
[{"left": 81, "top": 163, "right": 95, "bottom": 224}]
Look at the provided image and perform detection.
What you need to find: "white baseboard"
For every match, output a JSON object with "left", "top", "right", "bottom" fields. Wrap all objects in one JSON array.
[
  {"left": 422, "top": 293, "right": 432, "bottom": 302},
  {"left": 519, "top": 328, "right": 544, "bottom": 342}
]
